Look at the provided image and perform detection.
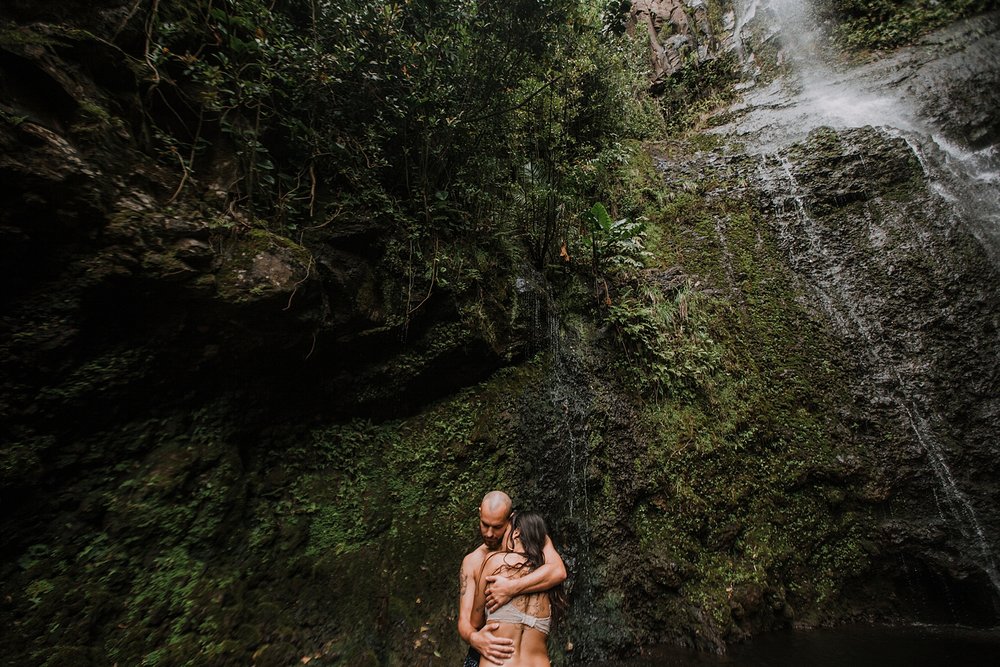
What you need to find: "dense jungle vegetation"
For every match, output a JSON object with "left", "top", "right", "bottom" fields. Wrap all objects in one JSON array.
[{"left": 145, "top": 0, "right": 660, "bottom": 296}]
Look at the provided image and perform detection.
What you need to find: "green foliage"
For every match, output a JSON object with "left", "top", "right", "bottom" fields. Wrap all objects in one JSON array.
[
  {"left": 36, "top": 347, "right": 152, "bottom": 403},
  {"left": 223, "top": 366, "right": 547, "bottom": 663},
  {"left": 656, "top": 53, "right": 739, "bottom": 134},
  {"left": 292, "top": 385, "right": 519, "bottom": 560},
  {"left": 2, "top": 1, "right": 895, "bottom": 661},
  {"left": 610, "top": 138, "right": 877, "bottom": 642},
  {"left": 142, "top": 0, "right": 660, "bottom": 312},
  {"left": 600, "top": 0, "right": 636, "bottom": 35},
  {"left": 584, "top": 202, "right": 652, "bottom": 278},
  {"left": 606, "top": 279, "right": 722, "bottom": 400},
  {"left": 25, "top": 578, "right": 55, "bottom": 607},
  {"left": 815, "top": 0, "right": 992, "bottom": 49}
]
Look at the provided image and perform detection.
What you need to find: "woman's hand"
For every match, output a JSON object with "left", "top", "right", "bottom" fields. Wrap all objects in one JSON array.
[{"left": 484, "top": 574, "right": 517, "bottom": 612}]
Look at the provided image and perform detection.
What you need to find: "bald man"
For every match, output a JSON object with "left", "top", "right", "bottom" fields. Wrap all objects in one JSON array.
[{"left": 457, "top": 491, "right": 567, "bottom": 666}]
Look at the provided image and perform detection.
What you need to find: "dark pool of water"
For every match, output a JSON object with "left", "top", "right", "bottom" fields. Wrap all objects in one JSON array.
[{"left": 592, "top": 625, "right": 1000, "bottom": 666}]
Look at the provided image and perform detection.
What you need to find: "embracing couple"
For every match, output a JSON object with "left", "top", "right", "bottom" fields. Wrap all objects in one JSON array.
[{"left": 458, "top": 491, "right": 568, "bottom": 667}]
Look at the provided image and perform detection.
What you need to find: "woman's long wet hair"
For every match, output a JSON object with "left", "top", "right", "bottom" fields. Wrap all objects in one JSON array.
[
  {"left": 506, "top": 511, "right": 568, "bottom": 621},
  {"left": 510, "top": 511, "right": 547, "bottom": 569}
]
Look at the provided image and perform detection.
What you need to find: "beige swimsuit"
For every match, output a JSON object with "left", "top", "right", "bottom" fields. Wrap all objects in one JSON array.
[{"left": 487, "top": 600, "right": 551, "bottom": 635}]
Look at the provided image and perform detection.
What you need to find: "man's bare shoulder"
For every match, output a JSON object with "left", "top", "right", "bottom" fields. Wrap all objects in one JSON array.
[{"left": 462, "top": 544, "right": 490, "bottom": 573}]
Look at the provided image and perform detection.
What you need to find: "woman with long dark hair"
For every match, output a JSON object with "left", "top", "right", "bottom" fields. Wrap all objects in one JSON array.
[{"left": 471, "top": 512, "right": 565, "bottom": 667}]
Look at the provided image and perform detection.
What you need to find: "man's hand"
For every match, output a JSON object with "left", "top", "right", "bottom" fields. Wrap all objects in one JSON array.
[
  {"left": 484, "top": 574, "right": 517, "bottom": 613},
  {"left": 470, "top": 623, "right": 514, "bottom": 665}
]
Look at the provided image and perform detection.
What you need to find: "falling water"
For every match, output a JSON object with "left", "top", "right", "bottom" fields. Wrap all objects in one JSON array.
[
  {"left": 535, "top": 275, "right": 599, "bottom": 643},
  {"left": 722, "top": 0, "right": 918, "bottom": 150},
  {"left": 524, "top": 273, "right": 591, "bottom": 547},
  {"left": 775, "top": 148, "right": 1000, "bottom": 593},
  {"left": 721, "top": 0, "right": 1000, "bottom": 599},
  {"left": 896, "top": 133, "right": 1000, "bottom": 264},
  {"left": 544, "top": 299, "right": 590, "bottom": 532}
]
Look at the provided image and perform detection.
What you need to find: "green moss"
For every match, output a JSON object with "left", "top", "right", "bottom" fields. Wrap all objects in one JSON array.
[
  {"left": 215, "top": 228, "right": 313, "bottom": 302},
  {"left": 0, "top": 437, "right": 46, "bottom": 487},
  {"left": 208, "top": 363, "right": 548, "bottom": 663},
  {"left": 1, "top": 107, "right": 29, "bottom": 126},
  {"left": 25, "top": 578, "right": 56, "bottom": 606},
  {"left": 77, "top": 100, "right": 111, "bottom": 124},
  {"left": 295, "top": 369, "right": 536, "bottom": 559},
  {"left": 606, "top": 281, "right": 724, "bottom": 400},
  {"left": 36, "top": 347, "right": 153, "bottom": 403},
  {"left": 71, "top": 98, "right": 126, "bottom": 136},
  {"left": 579, "top": 137, "right": 880, "bottom": 646},
  {"left": 0, "top": 1, "right": 922, "bottom": 663}
]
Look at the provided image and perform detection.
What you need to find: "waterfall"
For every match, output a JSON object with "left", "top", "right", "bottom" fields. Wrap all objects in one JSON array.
[
  {"left": 723, "top": 0, "right": 918, "bottom": 150},
  {"left": 767, "top": 150, "right": 1000, "bottom": 594},
  {"left": 725, "top": 0, "right": 1000, "bottom": 600},
  {"left": 896, "top": 133, "right": 1000, "bottom": 265},
  {"left": 541, "top": 287, "right": 589, "bottom": 532}
]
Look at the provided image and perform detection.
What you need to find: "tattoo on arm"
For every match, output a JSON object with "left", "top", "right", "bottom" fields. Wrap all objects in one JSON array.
[{"left": 460, "top": 568, "right": 468, "bottom": 597}]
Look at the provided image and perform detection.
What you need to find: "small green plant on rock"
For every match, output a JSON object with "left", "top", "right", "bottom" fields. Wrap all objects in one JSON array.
[{"left": 583, "top": 201, "right": 651, "bottom": 304}]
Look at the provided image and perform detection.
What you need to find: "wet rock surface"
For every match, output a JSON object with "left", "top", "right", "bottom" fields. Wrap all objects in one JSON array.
[
  {"left": 712, "top": 2, "right": 1000, "bottom": 628},
  {"left": 769, "top": 126, "right": 1000, "bottom": 622},
  {"left": 898, "top": 12, "right": 1000, "bottom": 148}
]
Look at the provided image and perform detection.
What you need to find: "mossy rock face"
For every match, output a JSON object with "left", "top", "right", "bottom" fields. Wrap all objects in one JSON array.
[
  {"left": 758, "top": 125, "right": 1000, "bottom": 624},
  {"left": 5, "top": 123, "right": 993, "bottom": 662},
  {"left": 782, "top": 126, "right": 925, "bottom": 216},
  {"left": 583, "top": 121, "right": 993, "bottom": 650},
  {"left": 215, "top": 230, "right": 313, "bottom": 306}
]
